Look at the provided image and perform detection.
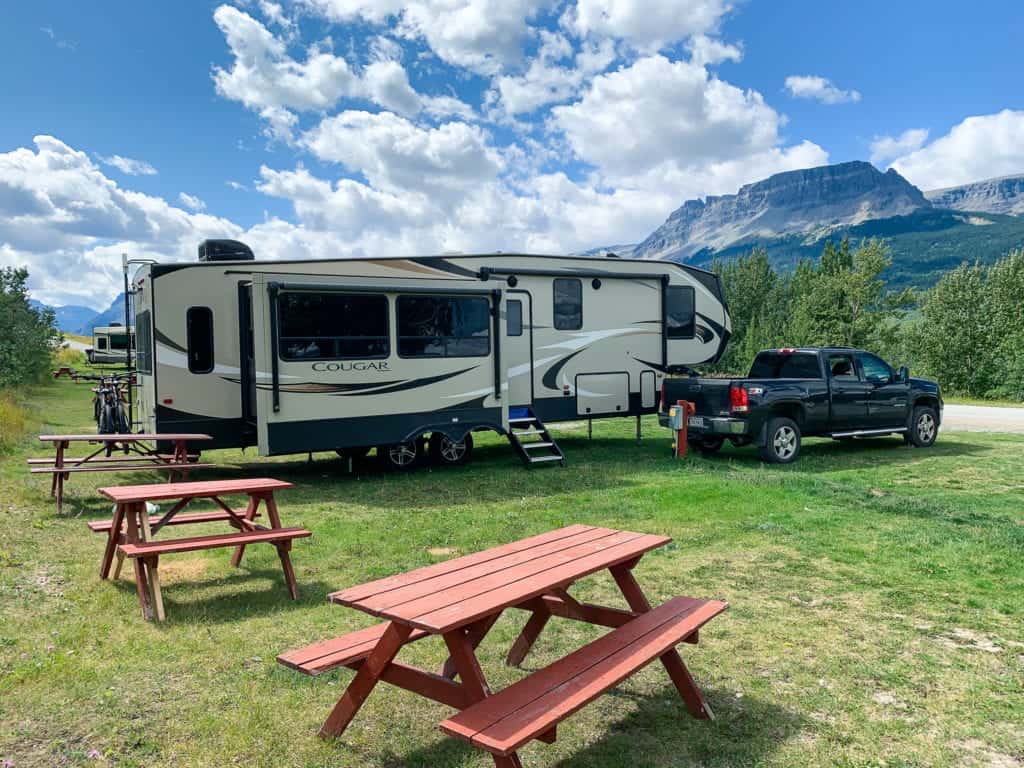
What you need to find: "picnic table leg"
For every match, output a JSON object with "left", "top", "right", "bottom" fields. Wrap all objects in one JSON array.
[
  {"left": 230, "top": 495, "right": 261, "bottom": 567},
  {"left": 610, "top": 563, "right": 713, "bottom": 720},
  {"left": 320, "top": 621, "right": 413, "bottom": 739},
  {"left": 263, "top": 493, "right": 299, "bottom": 599},
  {"left": 139, "top": 512, "right": 165, "bottom": 621},
  {"left": 506, "top": 602, "right": 551, "bottom": 668},
  {"left": 100, "top": 502, "right": 126, "bottom": 579},
  {"left": 444, "top": 628, "right": 528, "bottom": 767},
  {"left": 440, "top": 611, "right": 502, "bottom": 680},
  {"left": 125, "top": 503, "right": 153, "bottom": 621}
]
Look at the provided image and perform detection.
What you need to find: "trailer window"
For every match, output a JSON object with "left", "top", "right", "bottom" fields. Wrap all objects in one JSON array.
[
  {"left": 110, "top": 333, "right": 130, "bottom": 351},
  {"left": 553, "top": 278, "right": 582, "bottom": 330},
  {"left": 278, "top": 293, "right": 389, "bottom": 360},
  {"left": 398, "top": 295, "right": 490, "bottom": 358},
  {"left": 186, "top": 307, "right": 215, "bottom": 374},
  {"left": 507, "top": 299, "right": 523, "bottom": 337},
  {"left": 666, "top": 286, "right": 696, "bottom": 339},
  {"left": 136, "top": 311, "right": 152, "bottom": 374},
  {"left": 96, "top": 337, "right": 108, "bottom": 350}
]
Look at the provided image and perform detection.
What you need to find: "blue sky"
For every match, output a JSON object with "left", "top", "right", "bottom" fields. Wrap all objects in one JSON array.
[{"left": 1, "top": 0, "right": 1022, "bottom": 307}]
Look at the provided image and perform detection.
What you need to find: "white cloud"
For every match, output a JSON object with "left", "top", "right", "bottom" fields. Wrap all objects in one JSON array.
[
  {"left": 98, "top": 154, "right": 158, "bottom": 176},
  {"left": 227, "top": 180, "right": 248, "bottom": 191},
  {"left": 299, "top": 0, "right": 548, "bottom": 74},
  {"left": 784, "top": 75, "right": 861, "bottom": 105},
  {"left": 565, "top": 0, "right": 732, "bottom": 49},
  {"left": 687, "top": 35, "right": 742, "bottom": 67},
  {"left": 869, "top": 128, "right": 929, "bottom": 166},
  {"left": 301, "top": 110, "right": 503, "bottom": 195},
  {"left": 888, "top": 110, "right": 1024, "bottom": 190},
  {"left": 178, "top": 192, "right": 207, "bottom": 211}
]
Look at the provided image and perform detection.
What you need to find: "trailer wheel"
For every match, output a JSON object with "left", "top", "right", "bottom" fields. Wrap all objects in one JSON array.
[
  {"left": 380, "top": 439, "right": 423, "bottom": 472},
  {"left": 430, "top": 432, "right": 473, "bottom": 466},
  {"left": 759, "top": 417, "right": 801, "bottom": 464}
]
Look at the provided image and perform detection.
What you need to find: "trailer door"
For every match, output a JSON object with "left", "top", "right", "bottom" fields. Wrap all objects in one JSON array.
[{"left": 506, "top": 291, "right": 533, "bottom": 406}]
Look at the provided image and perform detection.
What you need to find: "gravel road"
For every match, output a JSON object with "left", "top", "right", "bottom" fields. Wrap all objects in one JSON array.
[{"left": 942, "top": 404, "right": 1024, "bottom": 433}]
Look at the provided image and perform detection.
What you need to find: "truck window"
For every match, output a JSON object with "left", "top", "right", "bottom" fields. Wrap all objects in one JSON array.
[
  {"left": 748, "top": 351, "right": 821, "bottom": 378},
  {"left": 827, "top": 354, "right": 858, "bottom": 380},
  {"left": 666, "top": 286, "right": 695, "bottom": 339},
  {"left": 398, "top": 295, "right": 490, "bottom": 358},
  {"left": 279, "top": 293, "right": 389, "bottom": 360},
  {"left": 136, "top": 311, "right": 152, "bottom": 374},
  {"left": 507, "top": 299, "right": 523, "bottom": 337},
  {"left": 859, "top": 353, "right": 893, "bottom": 384},
  {"left": 553, "top": 278, "right": 582, "bottom": 330},
  {"left": 186, "top": 307, "right": 215, "bottom": 374}
]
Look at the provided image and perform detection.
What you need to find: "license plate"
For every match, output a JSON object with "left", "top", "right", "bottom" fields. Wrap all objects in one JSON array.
[{"left": 688, "top": 416, "right": 705, "bottom": 429}]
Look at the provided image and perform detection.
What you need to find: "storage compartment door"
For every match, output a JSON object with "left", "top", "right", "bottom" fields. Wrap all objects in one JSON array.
[
  {"left": 641, "top": 370, "right": 656, "bottom": 409},
  {"left": 576, "top": 373, "right": 629, "bottom": 416}
]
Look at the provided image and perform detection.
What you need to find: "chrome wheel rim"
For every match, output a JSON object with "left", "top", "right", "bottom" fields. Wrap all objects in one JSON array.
[
  {"left": 439, "top": 436, "right": 467, "bottom": 463},
  {"left": 773, "top": 426, "right": 797, "bottom": 460},
  {"left": 389, "top": 442, "right": 417, "bottom": 466},
  {"left": 917, "top": 413, "right": 936, "bottom": 442}
]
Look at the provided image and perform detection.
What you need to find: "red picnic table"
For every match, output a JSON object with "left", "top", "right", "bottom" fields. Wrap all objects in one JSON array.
[
  {"left": 278, "top": 524, "right": 727, "bottom": 767},
  {"left": 97, "top": 478, "right": 311, "bottom": 621},
  {"left": 31, "top": 433, "right": 214, "bottom": 511}
]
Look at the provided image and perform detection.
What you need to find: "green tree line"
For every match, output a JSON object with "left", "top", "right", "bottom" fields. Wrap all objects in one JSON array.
[
  {"left": 709, "top": 241, "right": 1024, "bottom": 401},
  {"left": 0, "top": 267, "right": 61, "bottom": 389}
]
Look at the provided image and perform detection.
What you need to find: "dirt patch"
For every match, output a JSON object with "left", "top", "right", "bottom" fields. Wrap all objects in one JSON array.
[
  {"left": 427, "top": 547, "right": 458, "bottom": 557},
  {"left": 159, "top": 558, "right": 208, "bottom": 583},
  {"left": 938, "top": 628, "right": 1003, "bottom": 654},
  {"left": 958, "top": 738, "right": 1023, "bottom": 767}
]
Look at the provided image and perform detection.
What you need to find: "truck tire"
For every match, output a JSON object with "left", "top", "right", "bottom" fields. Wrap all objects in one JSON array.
[
  {"left": 907, "top": 405, "right": 938, "bottom": 448},
  {"left": 760, "top": 417, "right": 802, "bottom": 464},
  {"left": 430, "top": 432, "right": 474, "bottom": 466}
]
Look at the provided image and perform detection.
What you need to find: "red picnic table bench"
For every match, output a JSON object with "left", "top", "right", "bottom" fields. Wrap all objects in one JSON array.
[
  {"left": 96, "top": 478, "right": 311, "bottom": 622},
  {"left": 30, "top": 433, "right": 215, "bottom": 511},
  {"left": 278, "top": 524, "right": 727, "bottom": 767}
]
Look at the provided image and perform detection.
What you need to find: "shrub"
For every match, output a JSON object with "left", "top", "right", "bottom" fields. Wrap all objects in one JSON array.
[{"left": 0, "top": 391, "right": 27, "bottom": 454}]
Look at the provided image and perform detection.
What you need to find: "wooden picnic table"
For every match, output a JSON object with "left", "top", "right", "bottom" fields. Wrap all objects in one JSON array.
[
  {"left": 97, "top": 478, "right": 310, "bottom": 622},
  {"left": 31, "top": 433, "right": 214, "bottom": 511},
  {"left": 278, "top": 524, "right": 727, "bottom": 767}
]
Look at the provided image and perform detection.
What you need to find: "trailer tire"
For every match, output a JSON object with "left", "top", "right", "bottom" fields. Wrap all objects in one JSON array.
[
  {"left": 907, "top": 405, "right": 938, "bottom": 448},
  {"left": 759, "top": 417, "right": 802, "bottom": 464},
  {"left": 380, "top": 439, "right": 424, "bottom": 472},
  {"left": 430, "top": 432, "right": 473, "bottom": 466}
]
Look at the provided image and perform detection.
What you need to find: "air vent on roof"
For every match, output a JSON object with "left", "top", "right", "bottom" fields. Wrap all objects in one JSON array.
[{"left": 198, "top": 239, "right": 255, "bottom": 262}]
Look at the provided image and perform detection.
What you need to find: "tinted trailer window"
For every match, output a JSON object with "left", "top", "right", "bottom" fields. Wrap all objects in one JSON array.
[{"left": 748, "top": 351, "right": 822, "bottom": 379}]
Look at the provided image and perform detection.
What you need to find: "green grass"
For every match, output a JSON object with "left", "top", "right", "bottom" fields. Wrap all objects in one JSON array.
[
  {"left": 2, "top": 378, "right": 1023, "bottom": 767},
  {"left": 944, "top": 395, "right": 1024, "bottom": 408}
]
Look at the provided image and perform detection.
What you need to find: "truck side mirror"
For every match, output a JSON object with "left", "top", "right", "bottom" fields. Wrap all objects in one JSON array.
[{"left": 898, "top": 366, "right": 909, "bottom": 384}]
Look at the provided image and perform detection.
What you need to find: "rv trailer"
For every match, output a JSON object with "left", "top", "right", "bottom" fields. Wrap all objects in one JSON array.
[
  {"left": 131, "top": 240, "right": 731, "bottom": 468},
  {"left": 87, "top": 324, "right": 135, "bottom": 365}
]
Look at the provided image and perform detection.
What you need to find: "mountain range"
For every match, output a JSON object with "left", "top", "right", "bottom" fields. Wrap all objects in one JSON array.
[
  {"left": 32, "top": 293, "right": 127, "bottom": 336},
  {"left": 623, "top": 162, "right": 1024, "bottom": 290}
]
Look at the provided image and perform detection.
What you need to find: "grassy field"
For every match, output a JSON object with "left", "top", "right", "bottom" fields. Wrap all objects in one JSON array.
[{"left": 1, "top": 378, "right": 1022, "bottom": 768}]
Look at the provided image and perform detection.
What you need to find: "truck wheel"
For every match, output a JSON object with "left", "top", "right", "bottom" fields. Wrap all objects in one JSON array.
[
  {"left": 430, "top": 432, "right": 473, "bottom": 466},
  {"left": 380, "top": 439, "right": 423, "bottom": 472},
  {"left": 760, "top": 417, "right": 801, "bottom": 464},
  {"left": 689, "top": 436, "right": 724, "bottom": 455},
  {"left": 907, "top": 406, "right": 938, "bottom": 447}
]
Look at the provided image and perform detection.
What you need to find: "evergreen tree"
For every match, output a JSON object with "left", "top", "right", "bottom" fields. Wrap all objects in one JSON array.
[{"left": 0, "top": 267, "right": 61, "bottom": 389}]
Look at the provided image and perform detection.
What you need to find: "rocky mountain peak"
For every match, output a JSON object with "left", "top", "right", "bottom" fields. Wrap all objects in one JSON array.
[{"left": 926, "top": 174, "right": 1024, "bottom": 216}]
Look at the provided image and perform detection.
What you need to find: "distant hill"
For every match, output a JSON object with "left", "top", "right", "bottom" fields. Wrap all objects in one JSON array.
[
  {"left": 28, "top": 300, "right": 99, "bottom": 335},
  {"left": 926, "top": 174, "right": 1024, "bottom": 216},
  {"left": 79, "top": 293, "right": 128, "bottom": 334},
  {"left": 616, "top": 161, "right": 1024, "bottom": 290}
]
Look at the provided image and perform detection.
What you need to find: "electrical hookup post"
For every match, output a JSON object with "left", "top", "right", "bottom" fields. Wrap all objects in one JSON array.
[{"left": 668, "top": 400, "right": 696, "bottom": 459}]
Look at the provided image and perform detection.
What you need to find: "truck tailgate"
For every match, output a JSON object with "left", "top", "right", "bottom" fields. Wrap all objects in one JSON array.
[{"left": 665, "top": 378, "right": 733, "bottom": 416}]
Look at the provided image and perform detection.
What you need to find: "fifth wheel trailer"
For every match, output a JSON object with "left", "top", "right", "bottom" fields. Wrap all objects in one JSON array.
[{"left": 130, "top": 241, "right": 731, "bottom": 468}]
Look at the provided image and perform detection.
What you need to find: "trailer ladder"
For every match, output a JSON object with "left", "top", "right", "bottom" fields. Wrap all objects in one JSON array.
[{"left": 507, "top": 408, "right": 565, "bottom": 468}]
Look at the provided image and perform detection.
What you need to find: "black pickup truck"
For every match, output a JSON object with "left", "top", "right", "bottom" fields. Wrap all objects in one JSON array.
[{"left": 659, "top": 347, "right": 943, "bottom": 464}]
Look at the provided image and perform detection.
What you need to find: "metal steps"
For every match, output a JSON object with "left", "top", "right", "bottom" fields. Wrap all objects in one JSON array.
[{"left": 507, "top": 410, "right": 565, "bottom": 468}]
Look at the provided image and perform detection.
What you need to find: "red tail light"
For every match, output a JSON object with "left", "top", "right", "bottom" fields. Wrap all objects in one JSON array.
[{"left": 729, "top": 384, "right": 749, "bottom": 412}]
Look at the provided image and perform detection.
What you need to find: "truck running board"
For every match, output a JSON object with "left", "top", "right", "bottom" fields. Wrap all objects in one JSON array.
[
  {"left": 829, "top": 427, "right": 908, "bottom": 438},
  {"left": 507, "top": 409, "right": 566, "bottom": 468}
]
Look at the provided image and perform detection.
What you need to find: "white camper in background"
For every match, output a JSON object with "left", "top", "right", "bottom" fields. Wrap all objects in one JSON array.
[
  {"left": 131, "top": 240, "right": 731, "bottom": 469},
  {"left": 87, "top": 324, "right": 135, "bottom": 365}
]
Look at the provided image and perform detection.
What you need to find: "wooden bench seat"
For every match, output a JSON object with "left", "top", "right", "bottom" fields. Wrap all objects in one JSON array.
[
  {"left": 28, "top": 454, "right": 200, "bottom": 465},
  {"left": 118, "top": 527, "right": 311, "bottom": 558},
  {"left": 278, "top": 623, "right": 431, "bottom": 676},
  {"left": 30, "top": 463, "right": 215, "bottom": 475},
  {"left": 87, "top": 509, "right": 261, "bottom": 533},
  {"left": 440, "top": 596, "right": 727, "bottom": 758}
]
